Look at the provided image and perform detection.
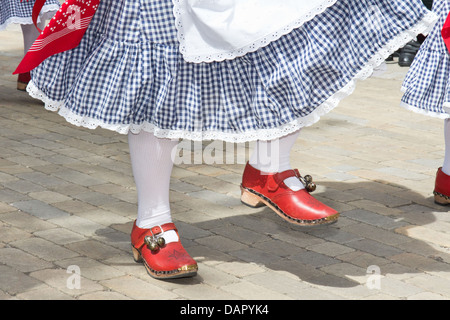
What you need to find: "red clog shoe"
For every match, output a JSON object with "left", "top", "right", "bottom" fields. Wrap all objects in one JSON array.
[
  {"left": 240, "top": 163, "right": 339, "bottom": 226},
  {"left": 434, "top": 167, "right": 450, "bottom": 206},
  {"left": 17, "top": 72, "right": 31, "bottom": 91},
  {"left": 131, "top": 221, "right": 198, "bottom": 279}
]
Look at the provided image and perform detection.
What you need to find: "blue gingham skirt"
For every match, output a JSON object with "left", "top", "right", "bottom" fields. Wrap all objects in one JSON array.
[
  {"left": 0, "top": 0, "right": 60, "bottom": 30},
  {"left": 401, "top": 0, "right": 450, "bottom": 119},
  {"left": 28, "top": 0, "right": 435, "bottom": 142}
]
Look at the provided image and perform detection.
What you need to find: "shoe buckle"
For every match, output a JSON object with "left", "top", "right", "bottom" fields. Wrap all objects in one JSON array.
[
  {"left": 294, "top": 169, "right": 316, "bottom": 193},
  {"left": 144, "top": 226, "right": 166, "bottom": 252}
]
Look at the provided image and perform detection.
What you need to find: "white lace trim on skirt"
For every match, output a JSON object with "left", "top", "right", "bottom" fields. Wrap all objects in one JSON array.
[{"left": 0, "top": 4, "right": 59, "bottom": 31}]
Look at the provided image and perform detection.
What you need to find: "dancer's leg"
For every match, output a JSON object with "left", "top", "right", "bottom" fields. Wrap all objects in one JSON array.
[
  {"left": 128, "top": 131, "right": 178, "bottom": 242},
  {"left": 249, "top": 130, "right": 304, "bottom": 191},
  {"left": 21, "top": 20, "right": 45, "bottom": 53},
  {"left": 433, "top": 119, "right": 450, "bottom": 205},
  {"left": 442, "top": 119, "right": 450, "bottom": 175}
]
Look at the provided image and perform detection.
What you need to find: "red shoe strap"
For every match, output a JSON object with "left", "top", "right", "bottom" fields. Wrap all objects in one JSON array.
[
  {"left": 150, "top": 223, "right": 177, "bottom": 236},
  {"left": 274, "top": 169, "right": 301, "bottom": 183},
  {"left": 267, "top": 169, "right": 301, "bottom": 191},
  {"left": 133, "top": 223, "right": 178, "bottom": 250}
]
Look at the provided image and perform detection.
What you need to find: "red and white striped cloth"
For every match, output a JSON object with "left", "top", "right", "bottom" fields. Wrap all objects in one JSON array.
[{"left": 14, "top": 0, "right": 100, "bottom": 74}]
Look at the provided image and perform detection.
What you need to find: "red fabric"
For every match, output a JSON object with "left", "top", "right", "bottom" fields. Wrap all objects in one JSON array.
[
  {"left": 435, "top": 167, "right": 450, "bottom": 197},
  {"left": 14, "top": 0, "right": 100, "bottom": 74},
  {"left": 442, "top": 11, "right": 450, "bottom": 53}
]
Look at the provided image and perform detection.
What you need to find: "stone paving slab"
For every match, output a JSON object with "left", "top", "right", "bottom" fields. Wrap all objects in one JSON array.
[{"left": 1, "top": 23, "right": 449, "bottom": 302}]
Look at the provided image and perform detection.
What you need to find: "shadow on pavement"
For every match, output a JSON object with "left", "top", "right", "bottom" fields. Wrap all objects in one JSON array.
[{"left": 102, "top": 179, "right": 450, "bottom": 290}]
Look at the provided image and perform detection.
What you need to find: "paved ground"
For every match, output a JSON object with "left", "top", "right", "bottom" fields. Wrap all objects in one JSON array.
[{"left": 1, "top": 23, "right": 450, "bottom": 301}]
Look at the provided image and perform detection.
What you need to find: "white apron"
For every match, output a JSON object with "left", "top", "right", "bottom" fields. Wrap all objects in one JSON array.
[{"left": 173, "top": 0, "right": 337, "bottom": 63}]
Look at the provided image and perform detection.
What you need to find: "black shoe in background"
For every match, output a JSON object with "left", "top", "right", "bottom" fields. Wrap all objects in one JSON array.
[
  {"left": 398, "top": 40, "right": 421, "bottom": 67},
  {"left": 385, "top": 49, "right": 400, "bottom": 62}
]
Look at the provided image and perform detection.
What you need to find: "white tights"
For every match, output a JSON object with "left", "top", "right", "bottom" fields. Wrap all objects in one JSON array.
[
  {"left": 128, "top": 129, "right": 303, "bottom": 234},
  {"left": 249, "top": 130, "right": 304, "bottom": 191},
  {"left": 443, "top": 119, "right": 450, "bottom": 175},
  {"left": 21, "top": 21, "right": 45, "bottom": 54},
  {"left": 128, "top": 131, "right": 179, "bottom": 242}
]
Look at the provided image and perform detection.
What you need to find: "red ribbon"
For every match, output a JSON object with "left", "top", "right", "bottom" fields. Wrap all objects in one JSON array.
[
  {"left": 14, "top": 0, "right": 100, "bottom": 74},
  {"left": 442, "top": 11, "right": 450, "bottom": 53}
]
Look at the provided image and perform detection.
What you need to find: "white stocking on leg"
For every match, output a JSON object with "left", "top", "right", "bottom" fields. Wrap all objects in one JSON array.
[
  {"left": 442, "top": 119, "right": 450, "bottom": 175},
  {"left": 249, "top": 130, "right": 304, "bottom": 191},
  {"left": 21, "top": 21, "right": 45, "bottom": 53},
  {"left": 128, "top": 131, "right": 179, "bottom": 243}
]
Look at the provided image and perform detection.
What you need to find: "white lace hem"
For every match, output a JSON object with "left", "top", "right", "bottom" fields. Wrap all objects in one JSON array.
[
  {"left": 0, "top": 4, "right": 59, "bottom": 31},
  {"left": 400, "top": 84, "right": 450, "bottom": 119},
  {"left": 27, "top": 10, "right": 438, "bottom": 143},
  {"left": 172, "top": 0, "right": 337, "bottom": 63}
]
